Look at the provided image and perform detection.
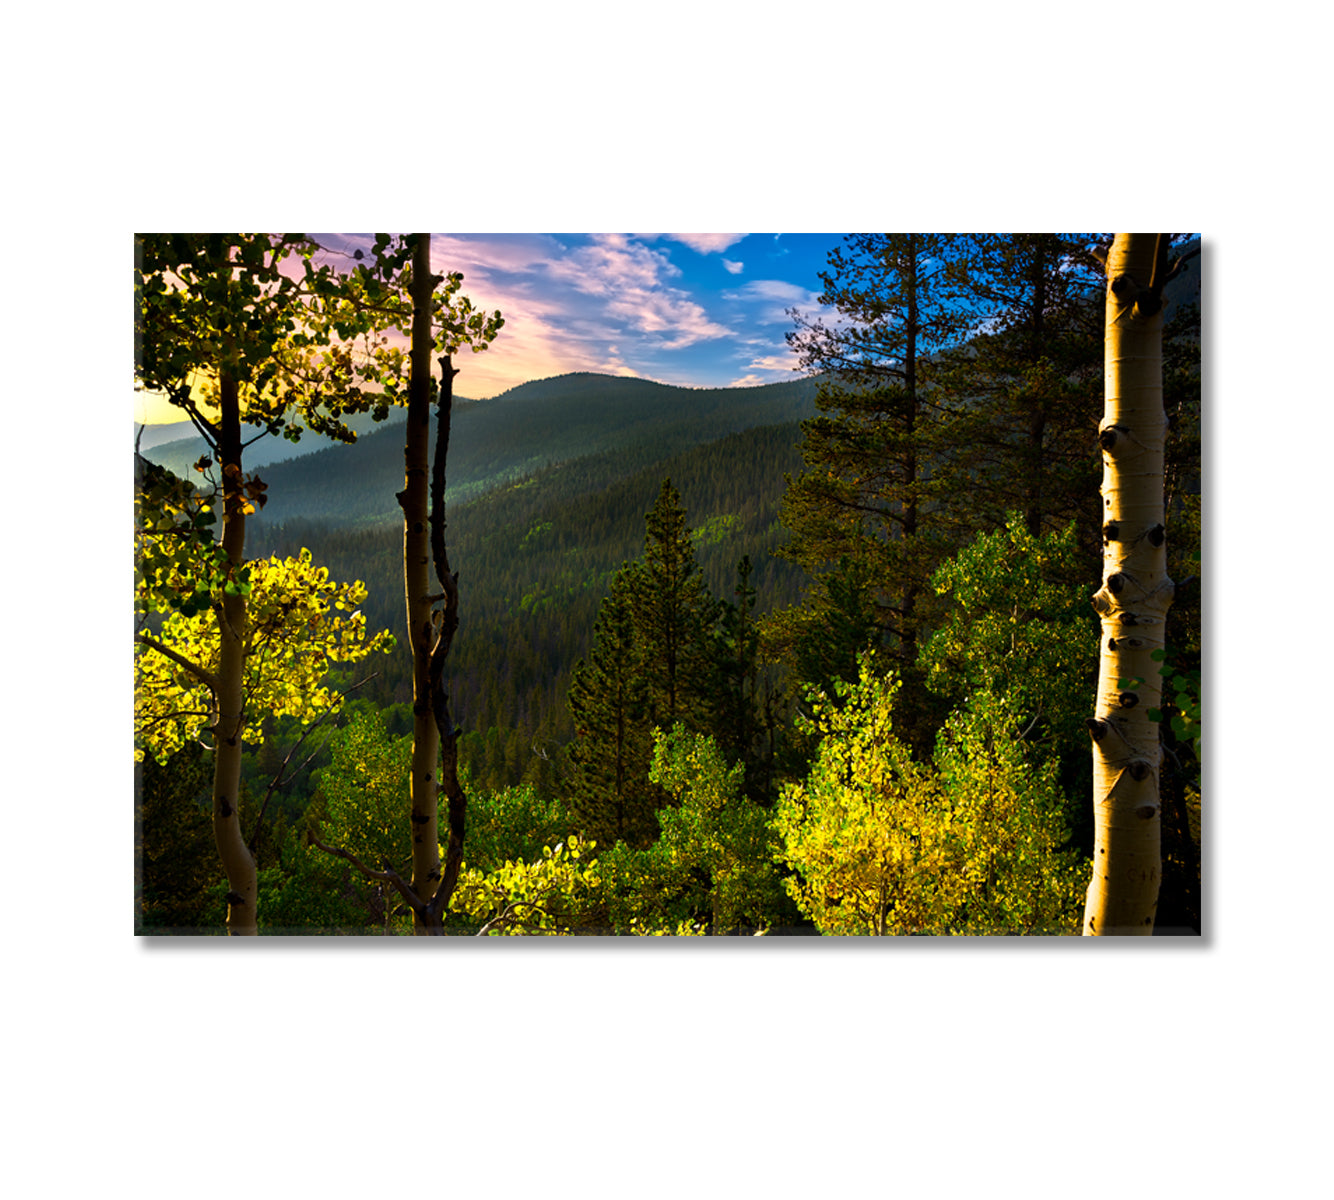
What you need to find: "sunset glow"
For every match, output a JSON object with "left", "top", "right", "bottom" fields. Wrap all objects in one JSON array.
[{"left": 136, "top": 232, "right": 842, "bottom": 427}]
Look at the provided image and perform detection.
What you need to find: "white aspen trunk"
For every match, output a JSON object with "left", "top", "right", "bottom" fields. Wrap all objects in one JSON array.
[
  {"left": 214, "top": 370, "right": 258, "bottom": 935},
  {"left": 1083, "top": 234, "right": 1174, "bottom": 936},
  {"left": 401, "top": 234, "right": 442, "bottom": 931}
]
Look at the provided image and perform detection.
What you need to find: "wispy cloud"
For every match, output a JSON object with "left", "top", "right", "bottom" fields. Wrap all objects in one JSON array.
[
  {"left": 137, "top": 232, "right": 847, "bottom": 424},
  {"left": 546, "top": 233, "right": 733, "bottom": 352},
  {"left": 139, "top": 233, "right": 832, "bottom": 412},
  {"left": 664, "top": 233, "right": 748, "bottom": 254},
  {"left": 724, "top": 278, "right": 826, "bottom": 325},
  {"left": 548, "top": 233, "right": 680, "bottom": 295},
  {"left": 727, "top": 349, "right": 801, "bottom": 388},
  {"left": 415, "top": 233, "right": 737, "bottom": 393}
]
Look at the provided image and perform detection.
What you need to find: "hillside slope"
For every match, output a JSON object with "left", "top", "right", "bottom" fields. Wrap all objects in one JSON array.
[
  {"left": 250, "top": 418, "right": 810, "bottom": 792},
  {"left": 145, "top": 372, "right": 820, "bottom": 526}
]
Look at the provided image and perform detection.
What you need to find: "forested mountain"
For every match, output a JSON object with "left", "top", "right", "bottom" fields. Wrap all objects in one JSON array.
[
  {"left": 249, "top": 416, "right": 812, "bottom": 792},
  {"left": 202, "top": 371, "right": 824, "bottom": 795},
  {"left": 144, "top": 372, "right": 821, "bottom": 525}
]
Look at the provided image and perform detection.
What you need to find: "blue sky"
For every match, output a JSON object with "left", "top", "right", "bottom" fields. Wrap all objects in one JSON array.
[{"left": 136, "top": 232, "right": 845, "bottom": 425}]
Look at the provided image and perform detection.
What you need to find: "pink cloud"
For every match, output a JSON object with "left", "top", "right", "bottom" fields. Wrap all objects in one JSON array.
[
  {"left": 665, "top": 233, "right": 748, "bottom": 254},
  {"left": 293, "top": 233, "right": 748, "bottom": 396}
]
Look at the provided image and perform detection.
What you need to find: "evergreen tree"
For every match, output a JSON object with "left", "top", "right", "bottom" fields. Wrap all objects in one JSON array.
[
  {"left": 715, "top": 557, "right": 758, "bottom": 776},
  {"left": 774, "top": 234, "right": 978, "bottom": 745},
  {"left": 714, "top": 555, "right": 780, "bottom": 804},
  {"left": 567, "top": 567, "right": 657, "bottom": 849},
  {"left": 937, "top": 233, "right": 1106, "bottom": 548},
  {"left": 630, "top": 478, "right": 723, "bottom": 732},
  {"left": 777, "top": 236, "right": 978, "bottom": 678},
  {"left": 567, "top": 479, "right": 739, "bottom": 849}
]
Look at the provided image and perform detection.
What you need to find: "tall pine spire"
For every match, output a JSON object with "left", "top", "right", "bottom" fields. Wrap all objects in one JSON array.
[
  {"left": 630, "top": 478, "right": 722, "bottom": 733},
  {"left": 567, "top": 566, "right": 656, "bottom": 849},
  {"left": 566, "top": 479, "right": 743, "bottom": 850}
]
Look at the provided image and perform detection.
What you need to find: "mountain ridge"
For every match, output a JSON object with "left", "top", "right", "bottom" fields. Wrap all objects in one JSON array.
[{"left": 144, "top": 371, "right": 822, "bottom": 527}]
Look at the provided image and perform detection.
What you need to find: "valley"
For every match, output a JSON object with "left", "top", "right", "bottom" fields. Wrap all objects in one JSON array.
[{"left": 222, "top": 374, "right": 823, "bottom": 794}]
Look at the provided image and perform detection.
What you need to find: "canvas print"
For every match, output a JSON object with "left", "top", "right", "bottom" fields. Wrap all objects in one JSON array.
[{"left": 133, "top": 233, "right": 1201, "bottom": 936}]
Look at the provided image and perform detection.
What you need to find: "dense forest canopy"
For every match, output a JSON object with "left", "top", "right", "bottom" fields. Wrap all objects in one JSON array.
[{"left": 134, "top": 232, "right": 1200, "bottom": 936}]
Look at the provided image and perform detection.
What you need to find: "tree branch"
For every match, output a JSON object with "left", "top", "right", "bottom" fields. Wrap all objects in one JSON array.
[
  {"left": 308, "top": 833, "right": 425, "bottom": 915},
  {"left": 135, "top": 632, "right": 219, "bottom": 693},
  {"left": 474, "top": 891, "right": 558, "bottom": 936},
  {"left": 136, "top": 708, "right": 213, "bottom": 735},
  {"left": 168, "top": 381, "right": 221, "bottom": 446}
]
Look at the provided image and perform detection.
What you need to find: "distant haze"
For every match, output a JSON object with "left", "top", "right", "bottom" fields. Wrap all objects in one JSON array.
[{"left": 135, "top": 405, "right": 410, "bottom": 471}]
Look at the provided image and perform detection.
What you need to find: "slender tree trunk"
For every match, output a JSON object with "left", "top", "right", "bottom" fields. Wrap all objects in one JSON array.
[
  {"left": 429, "top": 350, "right": 467, "bottom": 913},
  {"left": 399, "top": 234, "right": 442, "bottom": 931},
  {"left": 1083, "top": 234, "right": 1174, "bottom": 935},
  {"left": 214, "top": 370, "right": 258, "bottom": 934}
]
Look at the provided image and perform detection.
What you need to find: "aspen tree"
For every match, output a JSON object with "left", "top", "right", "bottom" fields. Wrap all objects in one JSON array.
[
  {"left": 137, "top": 233, "right": 500, "bottom": 932},
  {"left": 362, "top": 233, "right": 500, "bottom": 932},
  {"left": 135, "top": 234, "right": 414, "bottom": 932},
  {"left": 1083, "top": 234, "right": 1186, "bottom": 935},
  {"left": 399, "top": 233, "right": 442, "bottom": 928}
]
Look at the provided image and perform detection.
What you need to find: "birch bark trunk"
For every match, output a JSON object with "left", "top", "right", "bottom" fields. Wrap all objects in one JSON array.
[{"left": 1083, "top": 234, "right": 1174, "bottom": 935}]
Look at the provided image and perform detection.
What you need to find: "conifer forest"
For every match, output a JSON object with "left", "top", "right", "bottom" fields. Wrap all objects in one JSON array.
[{"left": 134, "top": 232, "right": 1201, "bottom": 936}]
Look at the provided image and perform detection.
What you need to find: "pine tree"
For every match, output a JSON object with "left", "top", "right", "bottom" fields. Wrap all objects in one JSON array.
[
  {"left": 630, "top": 478, "right": 723, "bottom": 733},
  {"left": 567, "top": 566, "right": 657, "bottom": 849},
  {"left": 567, "top": 479, "right": 733, "bottom": 849},
  {"left": 937, "top": 233, "right": 1106, "bottom": 547},
  {"left": 714, "top": 555, "right": 786, "bottom": 805},
  {"left": 777, "top": 234, "right": 979, "bottom": 691}
]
